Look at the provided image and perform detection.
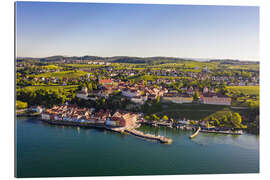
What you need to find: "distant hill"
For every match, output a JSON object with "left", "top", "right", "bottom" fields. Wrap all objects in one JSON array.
[
  {"left": 16, "top": 55, "right": 259, "bottom": 64},
  {"left": 209, "top": 59, "right": 259, "bottom": 65}
]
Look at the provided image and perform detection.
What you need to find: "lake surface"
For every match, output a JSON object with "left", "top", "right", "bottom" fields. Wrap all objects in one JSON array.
[{"left": 16, "top": 116, "right": 259, "bottom": 177}]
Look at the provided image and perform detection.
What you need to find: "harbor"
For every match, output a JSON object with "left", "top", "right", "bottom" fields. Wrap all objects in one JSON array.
[{"left": 141, "top": 120, "right": 243, "bottom": 139}]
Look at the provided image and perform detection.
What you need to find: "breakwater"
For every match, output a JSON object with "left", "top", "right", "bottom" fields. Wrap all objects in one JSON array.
[
  {"left": 125, "top": 129, "right": 172, "bottom": 144},
  {"left": 189, "top": 127, "right": 201, "bottom": 139}
]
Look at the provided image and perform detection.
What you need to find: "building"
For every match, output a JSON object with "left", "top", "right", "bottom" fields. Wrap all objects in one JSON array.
[
  {"left": 99, "top": 79, "right": 113, "bottom": 86},
  {"left": 162, "top": 94, "right": 193, "bottom": 104},
  {"left": 32, "top": 106, "right": 44, "bottom": 114},
  {"left": 41, "top": 113, "right": 50, "bottom": 120},
  {"left": 203, "top": 87, "right": 209, "bottom": 93},
  {"left": 76, "top": 87, "right": 89, "bottom": 100},
  {"left": 130, "top": 96, "right": 145, "bottom": 105},
  {"left": 121, "top": 89, "right": 142, "bottom": 98},
  {"left": 201, "top": 93, "right": 231, "bottom": 105},
  {"left": 162, "top": 95, "right": 182, "bottom": 104},
  {"left": 179, "top": 95, "right": 193, "bottom": 103}
]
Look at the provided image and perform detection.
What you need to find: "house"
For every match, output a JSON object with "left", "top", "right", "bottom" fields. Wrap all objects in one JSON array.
[
  {"left": 178, "top": 119, "right": 190, "bottom": 125},
  {"left": 162, "top": 94, "right": 193, "bottom": 104},
  {"left": 131, "top": 96, "right": 144, "bottom": 105},
  {"left": 99, "top": 79, "right": 113, "bottom": 86},
  {"left": 41, "top": 113, "right": 50, "bottom": 120},
  {"left": 203, "top": 87, "right": 209, "bottom": 93},
  {"left": 76, "top": 87, "right": 89, "bottom": 100},
  {"left": 162, "top": 94, "right": 182, "bottom": 104},
  {"left": 201, "top": 93, "right": 231, "bottom": 105},
  {"left": 122, "top": 88, "right": 141, "bottom": 98},
  {"left": 31, "top": 106, "right": 44, "bottom": 114},
  {"left": 186, "top": 86, "right": 194, "bottom": 95},
  {"left": 239, "top": 81, "right": 246, "bottom": 86},
  {"left": 199, "top": 121, "right": 207, "bottom": 126},
  {"left": 81, "top": 87, "right": 88, "bottom": 93}
]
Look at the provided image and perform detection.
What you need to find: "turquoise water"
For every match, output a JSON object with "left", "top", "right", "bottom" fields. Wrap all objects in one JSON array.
[{"left": 16, "top": 117, "right": 259, "bottom": 177}]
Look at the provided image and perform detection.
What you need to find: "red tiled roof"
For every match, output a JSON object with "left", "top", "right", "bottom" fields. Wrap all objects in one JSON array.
[{"left": 99, "top": 79, "right": 113, "bottom": 84}]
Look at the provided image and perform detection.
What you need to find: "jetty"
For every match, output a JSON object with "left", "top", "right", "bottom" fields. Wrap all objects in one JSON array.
[
  {"left": 125, "top": 129, "right": 172, "bottom": 144},
  {"left": 189, "top": 127, "right": 201, "bottom": 139}
]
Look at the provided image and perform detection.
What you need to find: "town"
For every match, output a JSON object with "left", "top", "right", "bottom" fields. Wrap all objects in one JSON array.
[{"left": 16, "top": 56, "right": 260, "bottom": 140}]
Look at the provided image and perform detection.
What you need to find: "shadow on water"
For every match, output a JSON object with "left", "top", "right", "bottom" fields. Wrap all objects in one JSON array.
[{"left": 16, "top": 116, "right": 42, "bottom": 125}]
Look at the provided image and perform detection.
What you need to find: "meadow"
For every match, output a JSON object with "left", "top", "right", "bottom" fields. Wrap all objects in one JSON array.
[
  {"left": 226, "top": 86, "right": 259, "bottom": 96},
  {"left": 19, "top": 85, "right": 80, "bottom": 92},
  {"left": 35, "top": 70, "right": 88, "bottom": 78}
]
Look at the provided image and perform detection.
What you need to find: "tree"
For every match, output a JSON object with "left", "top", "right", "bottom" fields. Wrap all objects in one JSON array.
[
  {"left": 87, "top": 83, "right": 93, "bottom": 92},
  {"left": 156, "top": 96, "right": 160, "bottom": 103},
  {"left": 145, "top": 115, "right": 150, "bottom": 121},
  {"left": 193, "top": 90, "right": 200, "bottom": 101},
  {"left": 16, "top": 100, "right": 28, "bottom": 109},
  {"left": 152, "top": 114, "right": 160, "bottom": 121},
  {"left": 231, "top": 112, "right": 242, "bottom": 128},
  {"left": 162, "top": 115, "right": 169, "bottom": 121}
]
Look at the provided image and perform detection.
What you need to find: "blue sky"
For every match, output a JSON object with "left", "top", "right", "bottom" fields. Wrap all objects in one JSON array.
[{"left": 16, "top": 2, "right": 259, "bottom": 60}]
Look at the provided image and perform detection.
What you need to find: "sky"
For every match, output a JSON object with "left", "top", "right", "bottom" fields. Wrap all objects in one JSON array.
[{"left": 16, "top": 2, "right": 259, "bottom": 60}]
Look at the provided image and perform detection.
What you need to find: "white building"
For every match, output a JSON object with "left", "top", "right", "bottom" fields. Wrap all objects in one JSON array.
[
  {"left": 121, "top": 89, "right": 141, "bottom": 98},
  {"left": 131, "top": 96, "right": 144, "bottom": 105},
  {"left": 41, "top": 113, "right": 50, "bottom": 120}
]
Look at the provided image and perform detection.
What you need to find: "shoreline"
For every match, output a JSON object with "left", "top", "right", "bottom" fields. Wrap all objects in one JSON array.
[
  {"left": 39, "top": 118, "right": 172, "bottom": 144},
  {"left": 16, "top": 114, "right": 256, "bottom": 136}
]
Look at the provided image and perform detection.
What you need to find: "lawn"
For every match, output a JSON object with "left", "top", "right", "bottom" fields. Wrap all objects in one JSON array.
[
  {"left": 35, "top": 70, "right": 88, "bottom": 78},
  {"left": 41, "top": 64, "right": 62, "bottom": 70},
  {"left": 19, "top": 85, "right": 79, "bottom": 92},
  {"left": 226, "top": 86, "right": 259, "bottom": 96},
  {"left": 65, "top": 64, "right": 104, "bottom": 68},
  {"left": 146, "top": 102, "right": 228, "bottom": 120}
]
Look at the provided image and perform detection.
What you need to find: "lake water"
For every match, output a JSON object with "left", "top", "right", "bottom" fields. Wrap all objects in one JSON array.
[{"left": 16, "top": 116, "right": 259, "bottom": 177}]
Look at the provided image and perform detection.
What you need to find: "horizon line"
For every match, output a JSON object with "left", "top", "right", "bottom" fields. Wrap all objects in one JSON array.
[{"left": 16, "top": 54, "right": 260, "bottom": 62}]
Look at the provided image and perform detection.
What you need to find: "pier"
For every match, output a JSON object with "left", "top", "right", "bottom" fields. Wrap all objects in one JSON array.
[
  {"left": 125, "top": 129, "right": 172, "bottom": 144},
  {"left": 189, "top": 127, "right": 201, "bottom": 139}
]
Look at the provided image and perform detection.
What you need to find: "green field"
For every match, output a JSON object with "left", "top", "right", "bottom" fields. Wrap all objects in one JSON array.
[
  {"left": 221, "top": 64, "right": 259, "bottom": 71},
  {"left": 145, "top": 103, "right": 227, "bottom": 120},
  {"left": 41, "top": 65, "right": 62, "bottom": 70},
  {"left": 129, "top": 75, "right": 191, "bottom": 81},
  {"left": 226, "top": 86, "right": 259, "bottom": 96},
  {"left": 65, "top": 64, "right": 104, "bottom": 68},
  {"left": 35, "top": 70, "right": 88, "bottom": 78},
  {"left": 19, "top": 85, "right": 79, "bottom": 92}
]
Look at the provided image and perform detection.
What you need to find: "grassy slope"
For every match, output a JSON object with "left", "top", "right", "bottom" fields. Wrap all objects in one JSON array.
[
  {"left": 35, "top": 70, "right": 88, "bottom": 78},
  {"left": 226, "top": 86, "right": 259, "bottom": 96},
  {"left": 147, "top": 103, "right": 227, "bottom": 120},
  {"left": 19, "top": 85, "right": 79, "bottom": 92}
]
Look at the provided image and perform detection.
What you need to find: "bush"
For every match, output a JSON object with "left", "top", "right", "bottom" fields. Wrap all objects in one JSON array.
[{"left": 16, "top": 100, "right": 28, "bottom": 109}]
